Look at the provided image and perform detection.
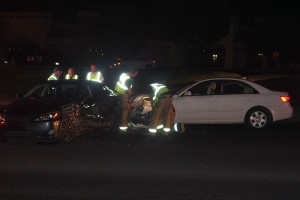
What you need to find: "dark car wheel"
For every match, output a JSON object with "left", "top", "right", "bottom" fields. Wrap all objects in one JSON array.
[
  {"left": 245, "top": 107, "right": 272, "bottom": 129},
  {"left": 59, "top": 116, "right": 74, "bottom": 142}
]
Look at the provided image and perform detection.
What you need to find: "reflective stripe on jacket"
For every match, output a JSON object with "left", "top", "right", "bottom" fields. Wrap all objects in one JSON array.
[
  {"left": 115, "top": 73, "right": 131, "bottom": 95},
  {"left": 150, "top": 83, "right": 170, "bottom": 106},
  {"left": 65, "top": 74, "right": 78, "bottom": 80},
  {"left": 47, "top": 74, "right": 58, "bottom": 81},
  {"left": 86, "top": 72, "right": 104, "bottom": 83}
]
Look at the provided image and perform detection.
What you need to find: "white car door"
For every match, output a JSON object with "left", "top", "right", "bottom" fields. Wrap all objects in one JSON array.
[
  {"left": 173, "top": 81, "right": 218, "bottom": 124},
  {"left": 217, "top": 80, "right": 257, "bottom": 123}
]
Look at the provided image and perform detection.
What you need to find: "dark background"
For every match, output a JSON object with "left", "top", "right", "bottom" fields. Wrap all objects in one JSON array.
[
  {"left": 1, "top": 0, "right": 300, "bottom": 71},
  {"left": 2, "top": 0, "right": 300, "bottom": 47}
]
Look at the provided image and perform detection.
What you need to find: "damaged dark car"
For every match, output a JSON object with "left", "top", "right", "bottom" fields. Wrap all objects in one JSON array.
[{"left": 0, "top": 80, "right": 118, "bottom": 143}]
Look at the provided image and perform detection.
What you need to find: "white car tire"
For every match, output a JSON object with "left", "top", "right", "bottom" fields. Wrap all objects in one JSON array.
[
  {"left": 173, "top": 123, "right": 185, "bottom": 134},
  {"left": 245, "top": 107, "right": 272, "bottom": 130}
]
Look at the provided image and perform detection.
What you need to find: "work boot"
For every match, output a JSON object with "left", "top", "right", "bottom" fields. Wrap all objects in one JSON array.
[
  {"left": 162, "top": 128, "right": 171, "bottom": 135},
  {"left": 148, "top": 128, "right": 157, "bottom": 136},
  {"left": 119, "top": 126, "right": 128, "bottom": 134}
]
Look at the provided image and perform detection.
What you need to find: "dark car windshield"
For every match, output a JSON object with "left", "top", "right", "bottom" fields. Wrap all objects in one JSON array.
[{"left": 24, "top": 83, "right": 78, "bottom": 99}]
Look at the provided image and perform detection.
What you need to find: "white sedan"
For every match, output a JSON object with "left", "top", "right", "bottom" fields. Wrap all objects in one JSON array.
[{"left": 172, "top": 78, "right": 293, "bottom": 129}]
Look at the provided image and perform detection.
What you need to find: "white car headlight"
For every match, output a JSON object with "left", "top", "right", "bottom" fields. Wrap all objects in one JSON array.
[{"left": 32, "top": 111, "right": 60, "bottom": 122}]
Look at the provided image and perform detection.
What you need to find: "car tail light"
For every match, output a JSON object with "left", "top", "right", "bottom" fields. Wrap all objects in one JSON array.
[
  {"left": 0, "top": 114, "right": 5, "bottom": 125},
  {"left": 280, "top": 96, "right": 291, "bottom": 102},
  {"left": 152, "top": 60, "right": 156, "bottom": 63}
]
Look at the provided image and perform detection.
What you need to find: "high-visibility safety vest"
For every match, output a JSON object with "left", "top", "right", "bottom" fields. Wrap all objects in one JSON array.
[
  {"left": 150, "top": 83, "right": 170, "bottom": 105},
  {"left": 115, "top": 73, "right": 131, "bottom": 95},
  {"left": 47, "top": 74, "right": 58, "bottom": 81},
  {"left": 65, "top": 74, "right": 78, "bottom": 80},
  {"left": 86, "top": 72, "right": 104, "bottom": 83}
]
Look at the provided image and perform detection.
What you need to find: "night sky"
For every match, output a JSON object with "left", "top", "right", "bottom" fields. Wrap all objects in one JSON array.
[
  {"left": 1, "top": 0, "right": 300, "bottom": 51},
  {"left": 2, "top": 1, "right": 300, "bottom": 28},
  {"left": 2, "top": 0, "right": 300, "bottom": 16}
]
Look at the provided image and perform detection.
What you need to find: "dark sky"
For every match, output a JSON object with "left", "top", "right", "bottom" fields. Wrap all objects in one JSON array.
[
  {"left": 1, "top": 0, "right": 300, "bottom": 44},
  {"left": 2, "top": 0, "right": 300, "bottom": 16},
  {"left": 2, "top": 0, "right": 299, "bottom": 28}
]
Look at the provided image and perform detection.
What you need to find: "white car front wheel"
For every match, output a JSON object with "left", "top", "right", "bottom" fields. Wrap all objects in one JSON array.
[{"left": 173, "top": 123, "right": 185, "bottom": 134}]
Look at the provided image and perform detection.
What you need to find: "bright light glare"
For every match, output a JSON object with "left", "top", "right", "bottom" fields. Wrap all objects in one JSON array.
[
  {"left": 280, "top": 96, "right": 290, "bottom": 102},
  {"left": 212, "top": 54, "right": 218, "bottom": 61},
  {"left": 53, "top": 112, "right": 59, "bottom": 118},
  {"left": 157, "top": 125, "right": 163, "bottom": 129},
  {"left": 174, "top": 123, "right": 178, "bottom": 132}
]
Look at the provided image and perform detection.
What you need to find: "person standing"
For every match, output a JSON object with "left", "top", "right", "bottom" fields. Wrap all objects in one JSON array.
[
  {"left": 47, "top": 66, "right": 62, "bottom": 81},
  {"left": 148, "top": 83, "right": 173, "bottom": 135},
  {"left": 86, "top": 64, "right": 104, "bottom": 83},
  {"left": 65, "top": 67, "right": 78, "bottom": 80},
  {"left": 114, "top": 69, "right": 138, "bottom": 131}
]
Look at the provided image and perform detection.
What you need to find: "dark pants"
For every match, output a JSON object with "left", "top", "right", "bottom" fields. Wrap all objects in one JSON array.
[
  {"left": 149, "top": 96, "right": 173, "bottom": 130},
  {"left": 119, "top": 93, "right": 131, "bottom": 127}
]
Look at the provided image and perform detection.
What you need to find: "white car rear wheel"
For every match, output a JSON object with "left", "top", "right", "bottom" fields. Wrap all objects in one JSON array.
[{"left": 245, "top": 107, "right": 272, "bottom": 129}]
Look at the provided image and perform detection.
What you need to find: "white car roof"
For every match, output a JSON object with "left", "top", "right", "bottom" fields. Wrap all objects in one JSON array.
[{"left": 187, "top": 77, "right": 272, "bottom": 94}]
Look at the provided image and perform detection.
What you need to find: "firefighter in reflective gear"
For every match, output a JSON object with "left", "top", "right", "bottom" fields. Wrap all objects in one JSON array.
[
  {"left": 65, "top": 67, "right": 78, "bottom": 80},
  {"left": 148, "top": 83, "right": 173, "bottom": 135},
  {"left": 86, "top": 64, "right": 104, "bottom": 83},
  {"left": 48, "top": 66, "right": 62, "bottom": 81},
  {"left": 114, "top": 69, "right": 138, "bottom": 131}
]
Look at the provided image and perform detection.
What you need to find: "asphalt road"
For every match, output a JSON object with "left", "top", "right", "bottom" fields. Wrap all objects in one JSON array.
[{"left": 1, "top": 119, "right": 300, "bottom": 200}]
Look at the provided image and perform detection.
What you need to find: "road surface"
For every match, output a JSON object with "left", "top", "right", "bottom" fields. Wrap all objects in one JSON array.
[{"left": 1, "top": 119, "right": 300, "bottom": 199}]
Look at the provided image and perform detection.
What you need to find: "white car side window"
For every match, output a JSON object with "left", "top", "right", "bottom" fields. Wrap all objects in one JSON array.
[
  {"left": 220, "top": 81, "right": 256, "bottom": 95},
  {"left": 188, "top": 81, "right": 216, "bottom": 96}
]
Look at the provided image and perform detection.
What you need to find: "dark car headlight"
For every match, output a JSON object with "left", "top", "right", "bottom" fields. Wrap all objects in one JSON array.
[{"left": 32, "top": 111, "right": 60, "bottom": 122}]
